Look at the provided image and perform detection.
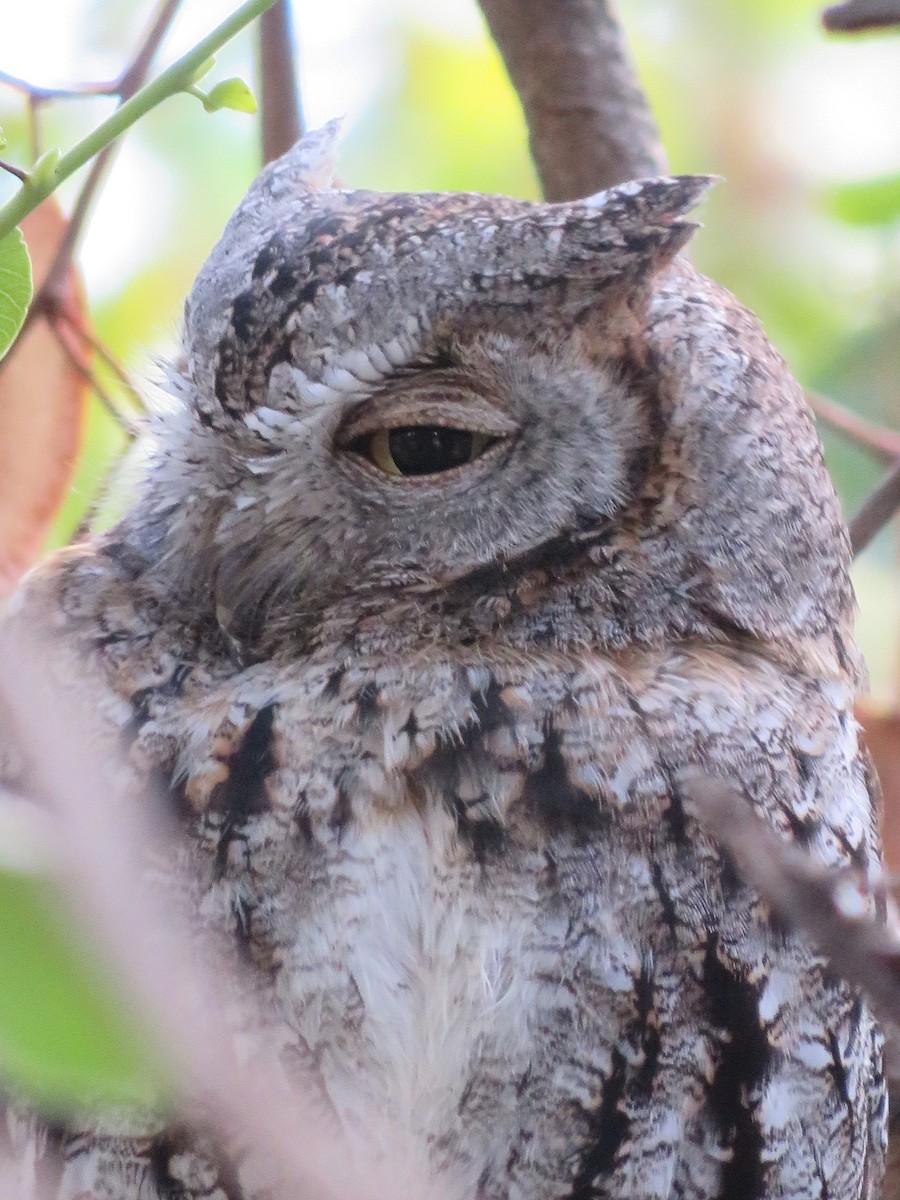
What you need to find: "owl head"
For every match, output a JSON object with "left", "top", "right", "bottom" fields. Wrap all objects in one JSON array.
[{"left": 135, "top": 124, "right": 854, "bottom": 667}]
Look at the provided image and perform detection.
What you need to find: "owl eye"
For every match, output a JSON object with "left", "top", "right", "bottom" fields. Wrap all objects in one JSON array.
[{"left": 352, "top": 427, "right": 497, "bottom": 477}]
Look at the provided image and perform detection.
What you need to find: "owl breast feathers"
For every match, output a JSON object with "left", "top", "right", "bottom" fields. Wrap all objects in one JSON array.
[{"left": 2, "top": 122, "right": 886, "bottom": 1200}]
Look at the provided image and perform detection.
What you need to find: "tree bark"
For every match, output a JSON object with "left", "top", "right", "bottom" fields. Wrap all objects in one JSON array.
[{"left": 477, "top": 0, "right": 666, "bottom": 200}]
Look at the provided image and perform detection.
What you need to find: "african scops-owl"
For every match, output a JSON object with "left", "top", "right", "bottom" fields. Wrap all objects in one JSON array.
[{"left": 1, "top": 122, "right": 886, "bottom": 1199}]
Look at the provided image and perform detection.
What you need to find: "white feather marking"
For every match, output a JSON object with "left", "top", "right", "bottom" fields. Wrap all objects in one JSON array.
[
  {"left": 364, "top": 343, "right": 393, "bottom": 374},
  {"left": 383, "top": 337, "right": 409, "bottom": 367},
  {"left": 280, "top": 812, "right": 535, "bottom": 1172},
  {"left": 337, "top": 349, "right": 385, "bottom": 383},
  {"left": 322, "top": 364, "right": 367, "bottom": 393},
  {"left": 297, "top": 379, "right": 341, "bottom": 406}
]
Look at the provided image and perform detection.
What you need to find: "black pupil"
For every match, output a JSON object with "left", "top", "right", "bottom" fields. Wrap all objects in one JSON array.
[{"left": 388, "top": 426, "right": 475, "bottom": 475}]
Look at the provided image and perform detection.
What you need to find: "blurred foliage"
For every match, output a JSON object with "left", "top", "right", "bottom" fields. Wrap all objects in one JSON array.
[
  {"left": 824, "top": 173, "right": 900, "bottom": 226},
  {"left": 0, "top": 868, "right": 164, "bottom": 1110},
  {"left": 0, "top": 0, "right": 898, "bottom": 1116}
]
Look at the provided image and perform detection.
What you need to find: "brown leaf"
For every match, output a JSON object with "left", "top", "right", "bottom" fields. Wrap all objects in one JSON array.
[
  {"left": 0, "top": 199, "right": 89, "bottom": 596},
  {"left": 857, "top": 701, "right": 900, "bottom": 871}
]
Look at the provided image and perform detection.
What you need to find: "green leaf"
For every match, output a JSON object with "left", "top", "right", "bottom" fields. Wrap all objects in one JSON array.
[
  {"left": 0, "top": 868, "right": 165, "bottom": 1109},
  {"left": 0, "top": 227, "right": 33, "bottom": 362},
  {"left": 820, "top": 174, "right": 900, "bottom": 227},
  {"left": 202, "top": 77, "right": 258, "bottom": 115}
]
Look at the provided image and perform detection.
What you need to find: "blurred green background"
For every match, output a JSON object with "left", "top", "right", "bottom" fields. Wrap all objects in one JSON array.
[{"left": 0, "top": 0, "right": 898, "bottom": 1113}]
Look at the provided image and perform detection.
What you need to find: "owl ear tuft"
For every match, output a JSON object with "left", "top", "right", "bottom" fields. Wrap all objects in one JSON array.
[
  {"left": 184, "top": 122, "right": 345, "bottom": 417},
  {"left": 242, "top": 118, "right": 345, "bottom": 209},
  {"left": 581, "top": 173, "right": 718, "bottom": 270},
  {"left": 199, "top": 119, "right": 344, "bottom": 268},
  {"left": 582, "top": 174, "right": 718, "bottom": 219}
]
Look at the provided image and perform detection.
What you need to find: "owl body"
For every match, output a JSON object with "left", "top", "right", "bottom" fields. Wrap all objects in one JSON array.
[{"left": 2, "top": 125, "right": 886, "bottom": 1198}]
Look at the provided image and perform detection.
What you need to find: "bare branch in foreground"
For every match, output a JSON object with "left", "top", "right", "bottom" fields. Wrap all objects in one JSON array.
[
  {"left": 0, "top": 627, "right": 447, "bottom": 1200},
  {"left": 823, "top": 0, "right": 900, "bottom": 31},
  {"left": 258, "top": 0, "right": 304, "bottom": 164},
  {"left": 476, "top": 0, "right": 666, "bottom": 200},
  {"left": 687, "top": 778, "right": 900, "bottom": 1027},
  {"left": 850, "top": 460, "right": 900, "bottom": 555}
]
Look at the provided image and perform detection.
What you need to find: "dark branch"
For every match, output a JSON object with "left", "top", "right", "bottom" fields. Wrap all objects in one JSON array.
[
  {"left": 476, "top": 0, "right": 666, "bottom": 201},
  {"left": 850, "top": 460, "right": 900, "bottom": 555},
  {"left": 822, "top": 0, "right": 900, "bottom": 31},
  {"left": 257, "top": 0, "right": 304, "bottom": 165}
]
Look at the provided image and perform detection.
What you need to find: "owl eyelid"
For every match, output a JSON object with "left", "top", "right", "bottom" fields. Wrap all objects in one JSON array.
[{"left": 335, "top": 392, "right": 518, "bottom": 447}]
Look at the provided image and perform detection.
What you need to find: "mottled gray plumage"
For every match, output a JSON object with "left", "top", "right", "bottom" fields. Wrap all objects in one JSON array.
[{"left": 1, "top": 122, "right": 886, "bottom": 1199}]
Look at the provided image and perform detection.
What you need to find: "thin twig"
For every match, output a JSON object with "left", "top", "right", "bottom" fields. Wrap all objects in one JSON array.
[
  {"left": 0, "top": 69, "right": 115, "bottom": 102},
  {"left": 55, "top": 308, "right": 145, "bottom": 411},
  {"left": 476, "top": 0, "right": 666, "bottom": 200},
  {"left": 0, "top": 158, "right": 27, "bottom": 183},
  {"left": 3, "top": 0, "right": 183, "bottom": 325},
  {"left": 49, "top": 317, "right": 141, "bottom": 439},
  {"left": 822, "top": 0, "right": 900, "bottom": 31},
  {"left": 258, "top": 0, "right": 304, "bottom": 164},
  {"left": 850, "top": 460, "right": 900, "bottom": 555},
  {"left": 807, "top": 390, "right": 900, "bottom": 464}
]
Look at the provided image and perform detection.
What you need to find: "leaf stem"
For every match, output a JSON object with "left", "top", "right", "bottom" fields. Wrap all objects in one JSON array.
[{"left": 0, "top": 0, "right": 279, "bottom": 243}]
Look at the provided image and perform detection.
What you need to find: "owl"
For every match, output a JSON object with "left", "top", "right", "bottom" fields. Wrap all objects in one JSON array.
[{"left": 0, "top": 121, "right": 887, "bottom": 1199}]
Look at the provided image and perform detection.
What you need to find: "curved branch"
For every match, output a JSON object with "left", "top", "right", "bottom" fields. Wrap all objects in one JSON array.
[{"left": 476, "top": 0, "right": 665, "bottom": 201}]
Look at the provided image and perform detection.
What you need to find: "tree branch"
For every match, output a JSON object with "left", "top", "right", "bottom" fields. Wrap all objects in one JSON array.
[
  {"left": 850, "top": 460, "right": 900, "bottom": 555},
  {"left": 257, "top": 0, "right": 303, "bottom": 164},
  {"left": 49, "top": 318, "right": 141, "bottom": 439},
  {"left": 822, "top": 0, "right": 900, "bottom": 31},
  {"left": 476, "top": 0, "right": 666, "bottom": 201},
  {"left": 57, "top": 311, "right": 143, "bottom": 409}
]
